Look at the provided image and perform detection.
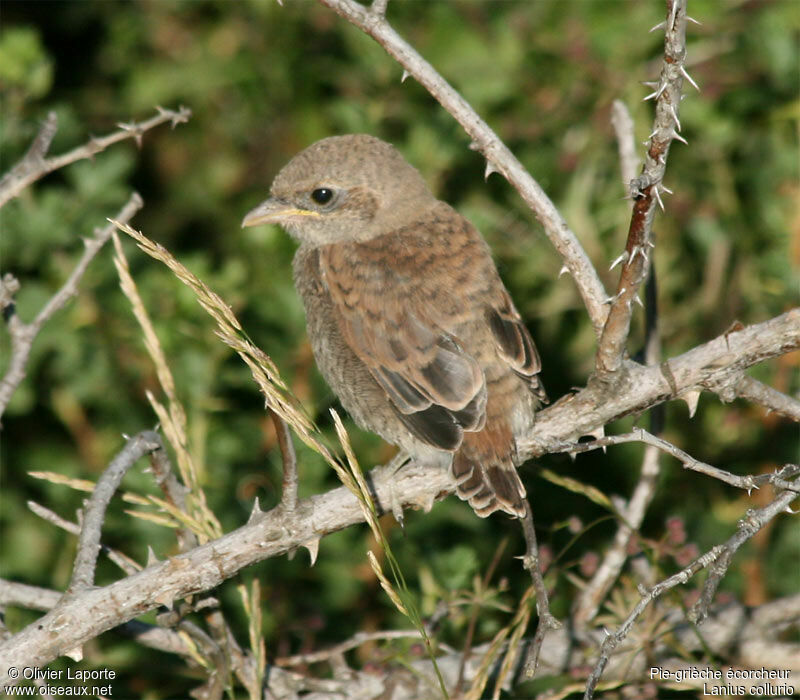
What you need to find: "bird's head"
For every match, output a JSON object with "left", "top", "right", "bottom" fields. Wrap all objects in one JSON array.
[{"left": 242, "top": 134, "right": 435, "bottom": 246}]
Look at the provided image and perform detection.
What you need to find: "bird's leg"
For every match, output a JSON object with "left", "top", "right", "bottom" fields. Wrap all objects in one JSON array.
[{"left": 384, "top": 451, "right": 412, "bottom": 526}]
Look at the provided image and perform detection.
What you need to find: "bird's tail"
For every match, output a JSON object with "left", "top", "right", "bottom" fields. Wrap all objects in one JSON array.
[{"left": 451, "top": 427, "right": 527, "bottom": 518}]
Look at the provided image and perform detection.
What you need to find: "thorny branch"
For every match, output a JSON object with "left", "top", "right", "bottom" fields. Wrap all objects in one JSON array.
[
  {"left": 596, "top": 0, "right": 692, "bottom": 374},
  {"left": 573, "top": 96, "right": 664, "bottom": 632},
  {"left": 68, "top": 432, "right": 164, "bottom": 593},
  {"left": 0, "top": 106, "right": 191, "bottom": 207},
  {"left": 1, "top": 309, "right": 797, "bottom": 684},
  {"left": 552, "top": 429, "right": 800, "bottom": 493},
  {"left": 734, "top": 374, "right": 800, "bottom": 422},
  {"left": 0, "top": 192, "right": 144, "bottom": 419},
  {"left": 583, "top": 486, "right": 800, "bottom": 700}
]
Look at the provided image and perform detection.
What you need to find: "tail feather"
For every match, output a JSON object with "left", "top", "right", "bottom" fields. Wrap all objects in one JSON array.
[{"left": 451, "top": 432, "right": 527, "bottom": 518}]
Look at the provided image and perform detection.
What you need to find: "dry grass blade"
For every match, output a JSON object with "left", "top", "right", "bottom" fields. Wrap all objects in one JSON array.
[
  {"left": 111, "top": 218, "right": 345, "bottom": 474},
  {"left": 113, "top": 231, "right": 222, "bottom": 541}
]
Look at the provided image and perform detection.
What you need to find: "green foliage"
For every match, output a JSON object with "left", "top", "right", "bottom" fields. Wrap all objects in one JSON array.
[{"left": 1, "top": 0, "right": 797, "bottom": 697}]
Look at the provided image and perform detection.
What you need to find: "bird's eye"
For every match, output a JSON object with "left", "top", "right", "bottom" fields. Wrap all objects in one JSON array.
[{"left": 311, "top": 188, "right": 334, "bottom": 205}]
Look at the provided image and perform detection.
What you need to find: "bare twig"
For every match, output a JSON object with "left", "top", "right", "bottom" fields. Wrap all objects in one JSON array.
[
  {"left": 583, "top": 544, "right": 726, "bottom": 699},
  {"left": 145, "top": 437, "right": 198, "bottom": 552},
  {"left": 316, "top": 0, "right": 609, "bottom": 335},
  {"left": 0, "top": 580, "right": 62, "bottom": 611},
  {"left": 610, "top": 100, "right": 640, "bottom": 190},
  {"left": 276, "top": 629, "right": 432, "bottom": 666},
  {"left": 0, "top": 192, "right": 144, "bottom": 419},
  {"left": 583, "top": 480, "right": 799, "bottom": 698},
  {"left": 574, "top": 168, "right": 667, "bottom": 627},
  {"left": 0, "top": 111, "right": 59, "bottom": 206},
  {"left": 0, "top": 106, "right": 191, "bottom": 207},
  {"left": 596, "top": 0, "right": 690, "bottom": 373},
  {"left": 734, "top": 374, "right": 800, "bottom": 422},
  {"left": 519, "top": 502, "right": 561, "bottom": 678},
  {"left": 271, "top": 409, "right": 298, "bottom": 512},
  {"left": 68, "top": 431, "right": 163, "bottom": 592},
  {"left": 550, "top": 429, "right": 799, "bottom": 494},
  {"left": 689, "top": 485, "right": 800, "bottom": 624},
  {"left": 27, "top": 501, "right": 141, "bottom": 576},
  {"left": 572, "top": 444, "right": 661, "bottom": 630}
]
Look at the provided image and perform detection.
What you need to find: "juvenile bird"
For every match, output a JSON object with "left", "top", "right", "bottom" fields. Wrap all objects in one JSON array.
[{"left": 243, "top": 134, "right": 547, "bottom": 517}]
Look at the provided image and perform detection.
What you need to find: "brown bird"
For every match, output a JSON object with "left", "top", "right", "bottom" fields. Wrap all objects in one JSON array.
[{"left": 243, "top": 134, "right": 547, "bottom": 517}]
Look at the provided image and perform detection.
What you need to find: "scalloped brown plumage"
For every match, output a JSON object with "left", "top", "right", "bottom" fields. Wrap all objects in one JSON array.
[{"left": 243, "top": 134, "right": 547, "bottom": 517}]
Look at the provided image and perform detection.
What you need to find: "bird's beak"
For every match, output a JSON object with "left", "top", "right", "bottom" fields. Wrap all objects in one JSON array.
[{"left": 241, "top": 198, "right": 321, "bottom": 228}]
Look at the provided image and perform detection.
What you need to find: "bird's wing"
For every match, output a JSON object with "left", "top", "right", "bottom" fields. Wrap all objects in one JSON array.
[
  {"left": 319, "top": 211, "right": 492, "bottom": 452},
  {"left": 486, "top": 288, "right": 548, "bottom": 404},
  {"left": 320, "top": 204, "right": 546, "bottom": 450}
]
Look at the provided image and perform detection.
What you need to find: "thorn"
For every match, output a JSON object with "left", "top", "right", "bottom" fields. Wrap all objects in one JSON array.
[
  {"left": 672, "top": 130, "right": 688, "bottom": 145},
  {"left": 609, "top": 251, "right": 628, "bottom": 271},
  {"left": 649, "top": 20, "right": 666, "bottom": 33},
  {"left": 653, "top": 187, "right": 665, "bottom": 211},
  {"left": 680, "top": 65, "right": 700, "bottom": 92},
  {"left": 247, "top": 497, "right": 264, "bottom": 524},
  {"left": 484, "top": 160, "right": 498, "bottom": 180},
  {"left": 558, "top": 264, "right": 570, "bottom": 278},
  {"left": 65, "top": 647, "right": 84, "bottom": 662},
  {"left": 87, "top": 136, "right": 102, "bottom": 158},
  {"left": 568, "top": 451, "right": 577, "bottom": 462},
  {"left": 629, "top": 174, "right": 652, "bottom": 199},
  {"left": 641, "top": 81, "right": 659, "bottom": 89},
  {"left": 302, "top": 538, "right": 320, "bottom": 566},
  {"left": 668, "top": 104, "right": 682, "bottom": 131},
  {"left": 686, "top": 15, "right": 701, "bottom": 25},
  {"left": 668, "top": 1, "right": 679, "bottom": 29},
  {"left": 146, "top": 546, "right": 160, "bottom": 567},
  {"left": 171, "top": 106, "right": 192, "bottom": 127},
  {"left": 660, "top": 184, "right": 673, "bottom": 195},
  {"left": 680, "top": 390, "right": 701, "bottom": 418},
  {"left": 118, "top": 121, "right": 144, "bottom": 148},
  {"left": 276, "top": 0, "right": 284, "bottom": 5},
  {"left": 785, "top": 506, "right": 799, "bottom": 515},
  {"left": 401, "top": 69, "right": 411, "bottom": 83},
  {"left": 468, "top": 140, "right": 480, "bottom": 151},
  {"left": 154, "top": 590, "right": 174, "bottom": 608},
  {"left": 643, "top": 82, "right": 666, "bottom": 102},
  {"left": 648, "top": 128, "right": 659, "bottom": 140},
  {"left": 122, "top": 432, "right": 131, "bottom": 440}
]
